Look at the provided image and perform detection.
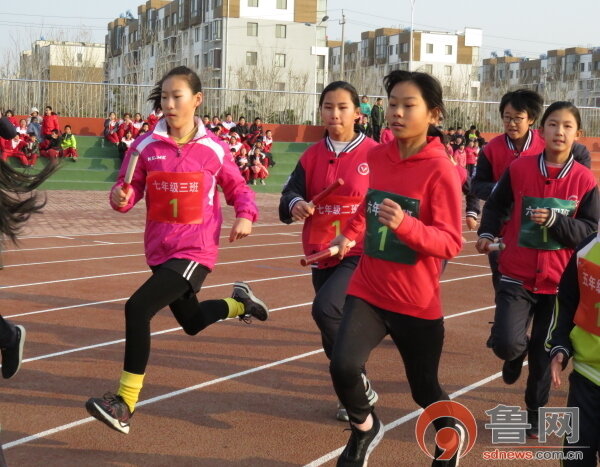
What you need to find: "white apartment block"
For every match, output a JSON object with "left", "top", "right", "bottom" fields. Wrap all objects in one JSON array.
[
  {"left": 105, "top": 0, "right": 329, "bottom": 119},
  {"left": 329, "top": 27, "right": 482, "bottom": 100}
]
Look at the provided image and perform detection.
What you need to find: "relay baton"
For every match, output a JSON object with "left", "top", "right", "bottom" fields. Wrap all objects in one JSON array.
[
  {"left": 308, "top": 178, "right": 344, "bottom": 208},
  {"left": 121, "top": 150, "right": 140, "bottom": 193},
  {"left": 487, "top": 242, "right": 505, "bottom": 252},
  {"left": 301, "top": 240, "right": 356, "bottom": 266}
]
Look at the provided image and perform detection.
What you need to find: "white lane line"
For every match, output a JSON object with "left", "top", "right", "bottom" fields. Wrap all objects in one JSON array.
[
  {"left": 448, "top": 261, "right": 491, "bottom": 269},
  {"left": 2, "top": 301, "right": 493, "bottom": 450},
  {"left": 93, "top": 241, "right": 114, "bottom": 245},
  {"left": 3, "top": 271, "right": 492, "bottom": 319},
  {"left": 2, "top": 241, "right": 301, "bottom": 268},
  {"left": 16, "top": 223, "right": 300, "bottom": 240},
  {"left": 0, "top": 255, "right": 304, "bottom": 290},
  {"left": 3, "top": 232, "right": 301, "bottom": 253},
  {"left": 454, "top": 253, "right": 484, "bottom": 259},
  {"left": 4, "top": 275, "right": 314, "bottom": 320},
  {"left": 54, "top": 236, "right": 75, "bottom": 240}
]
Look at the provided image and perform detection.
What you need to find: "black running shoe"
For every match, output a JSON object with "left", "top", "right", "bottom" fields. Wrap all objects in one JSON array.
[
  {"left": 1, "top": 325, "right": 26, "bottom": 379},
  {"left": 337, "top": 411, "right": 385, "bottom": 466},
  {"left": 86, "top": 392, "right": 132, "bottom": 434},
  {"left": 502, "top": 350, "right": 527, "bottom": 385},
  {"left": 526, "top": 409, "right": 539, "bottom": 439},
  {"left": 232, "top": 282, "right": 269, "bottom": 322}
]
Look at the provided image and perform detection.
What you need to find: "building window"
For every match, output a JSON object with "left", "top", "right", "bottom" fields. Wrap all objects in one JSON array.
[
  {"left": 445, "top": 45, "right": 452, "bottom": 55},
  {"left": 213, "top": 20, "right": 222, "bottom": 39},
  {"left": 183, "top": 58, "right": 188, "bottom": 66},
  {"left": 426, "top": 43, "right": 433, "bottom": 54},
  {"left": 247, "top": 22, "right": 258, "bottom": 36},
  {"left": 424, "top": 64, "right": 432, "bottom": 74},
  {"left": 77, "top": 53, "right": 83, "bottom": 63},
  {"left": 580, "top": 63, "right": 585, "bottom": 72},
  {"left": 317, "top": 55, "right": 325, "bottom": 70},
  {"left": 588, "top": 62, "right": 592, "bottom": 71},
  {"left": 401, "top": 43, "right": 408, "bottom": 53},
  {"left": 192, "top": 0, "right": 199, "bottom": 15},
  {"left": 246, "top": 51, "right": 258, "bottom": 66},
  {"left": 444, "top": 65, "right": 452, "bottom": 76},
  {"left": 388, "top": 45, "right": 393, "bottom": 56},
  {"left": 203, "top": 53, "right": 208, "bottom": 67},
  {"left": 195, "top": 27, "right": 201, "bottom": 42},
  {"left": 275, "top": 82, "right": 285, "bottom": 91},
  {"left": 275, "top": 53, "right": 286, "bottom": 67},
  {"left": 588, "top": 80, "right": 594, "bottom": 90},
  {"left": 213, "top": 49, "right": 222, "bottom": 68},
  {"left": 204, "top": 25, "right": 209, "bottom": 40},
  {"left": 248, "top": 0, "right": 258, "bottom": 6},
  {"left": 276, "top": 0, "right": 287, "bottom": 8},
  {"left": 194, "top": 55, "right": 199, "bottom": 69},
  {"left": 275, "top": 24, "right": 287, "bottom": 38}
]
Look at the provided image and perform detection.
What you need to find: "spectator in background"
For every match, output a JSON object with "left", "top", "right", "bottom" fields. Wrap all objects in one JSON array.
[
  {"left": 27, "top": 116, "right": 42, "bottom": 140},
  {"left": 222, "top": 113, "right": 236, "bottom": 131},
  {"left": 132, "top": 113, "right": 144, "bottom": 137},
  {"left": 248, "top": 117, "right": 264, "bottom": 146},
  {"left": 210, "top": 116, "right": 221, "bottom": 130},
  {"left": 27, "top": 107, "right": 40, "bottom": 125},
  {"left": 202, "top": 115, "right": 210, "bottom": 128},
  {"left": 359, "top": 95, "right": 370, "bottom": 117},
  {"left": 118, "top": 113, "right": 135, "bottom": 140},
  {"left": 118, "top": 130, "right": 135, "bottom": 162},
  {"left": 40, "top": 129, "right": 61, "bottom": 159},
  {"left": 249, "top": 143, "right": 268, "bottom": 185},
  {"left": 447, "top": 127, "right": 456, "bottom": 142},
  {"left": 104, "top": 112, "right": 120, "bottom": 145},
  {"left": 380, "top": 125, "right": 394, "bottom": 144},
  {"left": 146, "top": 107, "right": 162, "bottom": 131},
  {"left": 235, "top": 116, "right": 250, "bottom": 141},
  {"left": 453, "top": 142, "right": 467, "bottom": 168},
  {"left": 17, "top": 119, "right": 28, "bottom": 139},
  {"left": 465, "top": 124, "right": 480, "bottom": 143},
  {"left": 235, "top": 146, "right": 251, "bottom": 183},
  {"left": 451, "top": 135, "right": 464, "bottom": 152},
  {"left": 23, "top": 133, "right": 40, "bottom": 166},
  {"left": 60, "top": 125, "right": 79, "bottom": 161},
  {"left": 465, "top": 140, "right": 478, "bottom": 176},
  {"left": 262, "top": 129, "right": 275, "bottom": 167},
  {"left": 1, "top": 134, "right": 29, "bottom": 166},
  {"left": 355, "top": 115, "right": 373, "bottom": 138},
  {"left": 370, "top": 97, "right": 385, "bottom": 142},
  {"left": 41, "top": 106, "right": 60, "bottom": 141},
  {"left": 138, "top": 122, "right": 150, "bottom": 136},
  {"left": 4, "top": 110, "right": 18, "bottom": 127}
]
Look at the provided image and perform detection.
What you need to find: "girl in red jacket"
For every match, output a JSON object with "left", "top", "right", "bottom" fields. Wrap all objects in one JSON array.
[
  {"left": 330, "top": 71, "right": 464, "bottom": 466},
  {"left": 279, "top": 81, "right": 379, "bottom": 423},
  {"left": 41, "top": 106, "right": 59, "bottom": 141},
  {"left": 4, "top": 110, "right": 18, "bottom": 128},
  {"left": 476, "top": 101, "right": 599, "bottom": 439}
]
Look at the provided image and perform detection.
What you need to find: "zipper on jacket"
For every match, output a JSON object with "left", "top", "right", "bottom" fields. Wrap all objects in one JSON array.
[{"left": 177, "top": 147, "right": 181, "bottom": 157}]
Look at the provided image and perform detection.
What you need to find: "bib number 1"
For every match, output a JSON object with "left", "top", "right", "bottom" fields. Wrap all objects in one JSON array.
[
  {"left": 169, "top": 198, "right": 178, "bottom": 218},
  {"left": 378, "top": 225, "right": 388, "bottom": 251}
]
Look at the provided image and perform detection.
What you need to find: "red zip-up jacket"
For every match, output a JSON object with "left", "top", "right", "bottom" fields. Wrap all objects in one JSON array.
[
  {"left": 42, "top": 113, "right": 60, "bottom": 136},
  {"left": 279, "top": 132, "right": 378, "bottom": 269},
  {"left": 479, "top": 154, "right": 599, "bottom": 294},
  {"left": 342, "top": 137, "right": 463, "bottom": 319}
]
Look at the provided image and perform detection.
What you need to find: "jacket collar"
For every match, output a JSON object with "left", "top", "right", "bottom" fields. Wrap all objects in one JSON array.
[
  {"left": 505, "top": 130, "right": 533, "bottom": 155},
  {"left": 325, "top": 132, "right": 366, "bottom": 154},
  {"left": 538, "top": 152, "right": 575, "bottom": 179},
  {"left": 152, "top": 116, "right": 207, "bottom": 143}
]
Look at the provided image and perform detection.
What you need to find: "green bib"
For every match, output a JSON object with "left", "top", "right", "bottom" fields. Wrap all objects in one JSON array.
[
  {"left": 364, "top": 189, "right": 420, "bottom": 264},
  {"left": 519, "top": 196, "right": 577, "bottom": 250}
]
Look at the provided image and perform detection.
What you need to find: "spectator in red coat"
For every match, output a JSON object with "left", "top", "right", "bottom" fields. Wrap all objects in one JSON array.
[
  {"left": 104, "top": 112, "right": 120, "bottom": 145},
  {"left": 118, "top": 113, "right": 135, "bottom": 140},
  {"left": 146, "top": 108, "right": 162, "bottom": 131},
  {"left": 1, "top": 134, "right": 29, "bottom": 166},
  {"left": 4, "top": 110, "right": 18, "bottom": 128},
  {"left": 132, "top": 113, "right": 144, "bottom": 137},
  {"left": 41, "top": 106, "right": 60, "bottom": 141}
]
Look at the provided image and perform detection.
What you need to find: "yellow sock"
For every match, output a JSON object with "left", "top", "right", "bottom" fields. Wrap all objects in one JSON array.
[
  {"left": 117, "top": 371, "right": 144, "bottom": 413},
  {"left": 224, "top": 297, "right": 245, "bottom": 318}
]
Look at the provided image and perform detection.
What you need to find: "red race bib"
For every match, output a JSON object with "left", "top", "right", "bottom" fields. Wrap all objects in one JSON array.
[
  {"left": 574, "top": 257, "right": 600, "bottom": 336},
  {"left": 308, "top": 194, "right": 362, "bottom": 245},
  {"left": 146, "top": 171, "right": 204, "bottom": 224}
]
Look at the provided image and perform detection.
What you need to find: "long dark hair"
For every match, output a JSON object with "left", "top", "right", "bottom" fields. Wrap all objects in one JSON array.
[
  {"left": 383, "top": 70, "right": 447, "bottom": 141},
  {"left": 0, "top": 161, "right": 58, "bottom": 243},
  {"left": 147, "top": 66, "right": 203, "bottom": 111}
]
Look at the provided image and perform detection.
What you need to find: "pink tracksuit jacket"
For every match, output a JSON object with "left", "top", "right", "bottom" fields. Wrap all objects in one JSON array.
[{"left": 110, "top": 118, "right": 258, "bottom": 270}]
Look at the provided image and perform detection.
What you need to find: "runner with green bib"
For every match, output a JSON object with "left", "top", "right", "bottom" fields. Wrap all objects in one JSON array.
[
  {"left": 477, "top": 101, "right": 599, "bottom": 439},
  {"left": 328, "top": 70, "right": 465, "bottom": 466}
]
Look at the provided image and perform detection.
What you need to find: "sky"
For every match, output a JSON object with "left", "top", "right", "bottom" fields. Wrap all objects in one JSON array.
[{"left": 0, "top": 0, "right": 598, "bottom": 66}]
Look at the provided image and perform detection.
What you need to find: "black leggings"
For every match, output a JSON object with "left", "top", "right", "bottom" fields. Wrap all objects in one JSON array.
[
  {"left": 330, "top": 295, "right": 451, "bottom": 430},
  {"left": 124, "top": 267, "right": 228, "bottom": 374},
  {"left": 311, "top": 256, "right": 359, "bottom": 360},
  {"left": 0, "top": 315, "right": 16, "bottom": 348}
]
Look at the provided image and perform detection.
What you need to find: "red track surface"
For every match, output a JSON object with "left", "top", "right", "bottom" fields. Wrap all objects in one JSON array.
[{"left": 0, "top": 192, "right": 571, "bottom": 466}]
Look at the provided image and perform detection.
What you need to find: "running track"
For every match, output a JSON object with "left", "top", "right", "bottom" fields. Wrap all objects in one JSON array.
[{"left": 0, "top": 193, "right": 571, "bottom": 466}]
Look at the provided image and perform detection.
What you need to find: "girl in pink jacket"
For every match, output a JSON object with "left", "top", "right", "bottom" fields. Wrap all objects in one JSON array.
[{"left": 85, "top": 66, "right": 269, "bottom": 435}]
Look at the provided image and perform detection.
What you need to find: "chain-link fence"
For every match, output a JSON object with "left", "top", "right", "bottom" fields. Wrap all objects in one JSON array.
[{"left": 1, "top": 78, "right": 600, "bottom": 135}]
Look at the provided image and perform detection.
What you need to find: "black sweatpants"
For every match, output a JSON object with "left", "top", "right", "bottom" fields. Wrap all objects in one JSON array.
[
  {"left": 330, "top": 295, "right": 452, "bottom": 432},
  {"left": 491, "top": 280, "right": 554, "bottom": 410},
  {"left": 124, "top": 265, "right": 228, "bottom": 375},
  {"left": 0, "top": 315, "right": 16, "bottom": 349},
  {"left": 311, "top": 256, "right": 359, "bottom": 360},
  {"left": 563, "top": 371, "right": 600, "bottom": 466}
]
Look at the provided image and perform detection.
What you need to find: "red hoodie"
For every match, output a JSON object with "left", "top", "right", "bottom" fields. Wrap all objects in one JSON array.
[
  {"left": 342, "top": 137, "right": 463, "bottom": 319},
  {"left": 42, "top": 113, "right": 60, "bottom": 136}
]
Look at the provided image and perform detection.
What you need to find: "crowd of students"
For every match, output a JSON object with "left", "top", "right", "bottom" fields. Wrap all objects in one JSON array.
[{"left": 1, "top": 69, "right": 599, "bottom": 467}]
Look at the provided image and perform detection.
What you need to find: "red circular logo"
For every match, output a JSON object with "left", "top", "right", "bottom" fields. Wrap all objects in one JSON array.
[
  {"left": 357, "top": 163, "right": 369, "bottom": 175},
  {"left": 415, "top": 400, "right": 477, "bottom": 461}
]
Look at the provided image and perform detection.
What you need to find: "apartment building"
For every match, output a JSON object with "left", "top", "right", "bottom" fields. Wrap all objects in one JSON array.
[
  {"left": 105, "top": 0, "right": 329, "bottom": 119},
  {"left": 329, "top": 27, "right": 482, "bottom": 99},
  {"left": 480, "top": 47, "right": 600, "bottom": 106}
]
